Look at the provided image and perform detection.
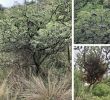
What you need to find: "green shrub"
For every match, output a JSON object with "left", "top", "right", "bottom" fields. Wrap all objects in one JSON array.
[{"left": 92, "top": 83, "right": 110, "bottom": 97}]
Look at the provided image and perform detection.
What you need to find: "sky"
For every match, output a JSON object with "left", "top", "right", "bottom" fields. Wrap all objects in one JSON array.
[{"left": 0, "top": 0, "right": 32, "bottom": 7}]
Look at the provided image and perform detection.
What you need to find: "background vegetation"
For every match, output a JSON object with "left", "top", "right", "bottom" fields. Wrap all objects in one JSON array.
[
  {"left": 0, "top": 0, "right": 72, "bottom": 100},
  {"left": 75, "top": 0, "right": 110, "bottom": 44},
  {"left": 74, "top": 46, "right": 110, "bottom": 100}
]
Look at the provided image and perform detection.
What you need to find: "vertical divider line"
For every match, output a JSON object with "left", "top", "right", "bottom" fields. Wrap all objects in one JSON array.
[{"left": 72, "top": 0, "right": 74, "bottom": 100}]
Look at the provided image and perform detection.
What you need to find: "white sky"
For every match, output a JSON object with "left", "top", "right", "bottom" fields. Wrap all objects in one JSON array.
[
  {"left": 0, "top": 0, "right": 33, "bottom": 7},
  {"left": 0, "top": 0, "right": 24, "bottom": 7}
]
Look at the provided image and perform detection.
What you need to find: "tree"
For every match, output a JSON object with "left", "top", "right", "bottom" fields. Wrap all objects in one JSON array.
[
  {"left": 0, "top": 0, "right": 71, "bottom": 76},
  {"left": 75, "top": 46, "right": 110, "bottom": 88}
]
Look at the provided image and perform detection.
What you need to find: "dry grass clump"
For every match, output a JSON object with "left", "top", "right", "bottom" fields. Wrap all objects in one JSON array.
[
  {"left": 20, "top": 71, "right": 71, "bottom": 100},
  {"left": 0, "top": 71, "right": 20, "bottom": 100},
  {"left": 0, "top": 69, "right": 71, "bottom": 100},
  {"left": 0, "top": 79, "right": 7, "bottom": 98}
]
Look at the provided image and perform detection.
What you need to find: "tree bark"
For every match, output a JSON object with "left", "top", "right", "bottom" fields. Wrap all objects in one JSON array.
[{"left": 33, "top": 52, "right": 40, "bottom": 75}]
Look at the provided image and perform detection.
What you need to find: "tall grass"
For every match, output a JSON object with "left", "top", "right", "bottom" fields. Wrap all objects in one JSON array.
[
  {"left": 0, "top": 69, "right": 71, "bottom": 100},
  {"left": 0, "top": 79, "right": 7, "bottom": 98},
  {"left": 20, "top": 71, "right": 71, "bottom": 100}
]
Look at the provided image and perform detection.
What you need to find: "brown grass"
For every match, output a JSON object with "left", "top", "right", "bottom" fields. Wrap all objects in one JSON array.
[
  {"left": 0, "top": 69, "right": 71, "bottom": 100},
  {"left": 20, "top": 71, "right": 71, "bottom": 100}
]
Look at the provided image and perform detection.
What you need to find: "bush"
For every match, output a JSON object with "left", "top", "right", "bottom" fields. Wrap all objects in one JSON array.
[{"left": 92, "top": 83, "right": 110, "bottom": 97}]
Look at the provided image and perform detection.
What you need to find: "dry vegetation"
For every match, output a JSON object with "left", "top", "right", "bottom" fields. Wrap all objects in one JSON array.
[{"left": 0, "top": 69, "right": 71, "bottom": 100}]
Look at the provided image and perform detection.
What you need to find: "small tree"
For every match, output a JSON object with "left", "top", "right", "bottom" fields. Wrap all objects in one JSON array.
[
  {"left": 76, "top": 47, "right": 108, "bottom": 88},
  {"left": 0, "top": 0, "right": 71, "bottom": 76}
]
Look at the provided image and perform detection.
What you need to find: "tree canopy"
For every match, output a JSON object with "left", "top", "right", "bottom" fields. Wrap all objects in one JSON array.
[
  {"left": 75, "top": 0, "right": 110, "bottom": 44},
  {"left": 0, "top": 0, "right": 71, "bottom": 75}
]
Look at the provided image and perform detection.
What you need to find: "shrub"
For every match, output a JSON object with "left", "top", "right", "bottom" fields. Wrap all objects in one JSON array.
[{"left": 92, "top": 83, "right": 110, "bottom": 97}]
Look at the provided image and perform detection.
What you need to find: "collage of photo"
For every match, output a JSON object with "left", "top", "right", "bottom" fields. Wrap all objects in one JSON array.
[{"left": 0, "top": 0, "right": 110, "bottom": 100}]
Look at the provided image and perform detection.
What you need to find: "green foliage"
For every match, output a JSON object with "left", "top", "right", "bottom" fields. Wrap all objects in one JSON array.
[
  {"left": 74, "top": 69, "right": 86, "bottom": 98},
  {"left": 0, "top": 0, "right": 71, "bottom": 75},
  {"left": 92, "top": 83, "right": 110, "bottom": 97},
  {"left": 75, "top": 0, "right": 110, "bottom": 43}
]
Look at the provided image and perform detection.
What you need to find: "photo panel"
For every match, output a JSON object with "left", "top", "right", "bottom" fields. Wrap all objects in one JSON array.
[
  {"left": 74, "top": 46, "right": 110, "bottom": 100},
  {"left": 74, "top": 0, "right": 110, "bottom": 44},
  {"left": 0, "top": 0, "right": 72, "bottom": 100}
]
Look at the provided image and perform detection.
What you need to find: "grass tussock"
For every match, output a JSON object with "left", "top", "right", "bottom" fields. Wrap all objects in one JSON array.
[
  {"left": 20, "top": 73, "right": 71, "bottom": 100},
  {"left": 0, "top": 79, "right": 7, "bottom": 97},
  {"left": 0, "top": 69, "right": 71, "bottom": 100}
]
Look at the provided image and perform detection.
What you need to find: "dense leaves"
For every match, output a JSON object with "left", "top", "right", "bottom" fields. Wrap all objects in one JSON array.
[
  {"left": 75, "top": 0, "right": 110, "bottom": 44},
  {"left": 92, "top": 83, "right": 110, "bottom": 97},
  {"left": 0, "top": 0, "right": 71, "bottom": 75}
]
